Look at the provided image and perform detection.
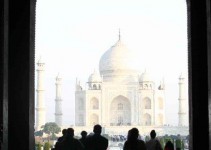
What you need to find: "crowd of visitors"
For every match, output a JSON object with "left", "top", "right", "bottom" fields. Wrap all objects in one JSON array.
[
  {"left": 52, "top": 124, "right": 182, "bottom": 150},
  {"left": 53, "top": 124, "right": 108, "bottom": 150}
]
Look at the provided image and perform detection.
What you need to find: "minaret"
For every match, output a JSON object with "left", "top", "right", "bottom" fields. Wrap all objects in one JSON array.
[
  {"left": 178, "top": 73, "right": 187, "bottom": 126},
  {"left": 55, "top": 74, "right": 63, "bottom": 127},
  {"left": 119, "top": 28, "right": 121, "bottom": 40},
  {"left": 36, "top": 58, "right": 46, "bottom": 131}
]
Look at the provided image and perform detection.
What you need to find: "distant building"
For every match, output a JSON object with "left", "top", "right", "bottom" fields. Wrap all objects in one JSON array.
[
  {"left": 35, "top": 34, "right": 188, "bottom": 129},
  {"left": 75, "top": 34, "right": 166, "bottom": 126}
]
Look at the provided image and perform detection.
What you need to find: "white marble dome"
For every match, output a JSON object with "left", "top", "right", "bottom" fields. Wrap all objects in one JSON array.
[
  {"left": 139, "top": 70, "right": 152, "bottom": 82},
  {"left": 88, "top": 70, "right": 102, "bottom": 82},
  {"left": 99, "top": 39, "right": 139, "bottom": 77}
]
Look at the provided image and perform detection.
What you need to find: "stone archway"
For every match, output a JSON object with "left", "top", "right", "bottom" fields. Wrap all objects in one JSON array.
[
  {"left": 143, "top": 97, "right": 151, "bottom": 109},
  {"left": 110, "top": 95, "right": 131, "bottom": 126}
]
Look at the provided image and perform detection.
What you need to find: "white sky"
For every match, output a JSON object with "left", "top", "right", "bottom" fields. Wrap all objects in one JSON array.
[{"left": 35, "top": 0, "right": 188, "bottom": 126}]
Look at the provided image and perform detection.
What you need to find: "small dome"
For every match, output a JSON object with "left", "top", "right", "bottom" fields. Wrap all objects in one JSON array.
[
  {"left": 88, "top": 70, "right": 102, "bottom": 82},
  {"left": 139, "top": 70, "right": 152, "bottom": 82}
]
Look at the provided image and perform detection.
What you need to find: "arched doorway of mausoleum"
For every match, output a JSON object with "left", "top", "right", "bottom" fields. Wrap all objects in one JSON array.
[{"left": 109, "top": 95, "right": 131, "bottom": 126}]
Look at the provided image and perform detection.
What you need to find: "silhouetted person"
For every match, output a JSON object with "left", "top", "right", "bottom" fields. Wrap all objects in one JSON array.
[
  {"left": 58, "top": 129, "right": 67, "bottom": 142},
  {"left": 123, "top": 128, "right": 146, "bottom": 150},
  {"left": 53, "top": 129, "right": 68, "bottom": 150},
  {"left": 146, "top": 130, "right": 162, "bottom": 150},
  {"left": 164, "top": 141, "right": 174, "bottom": 150},
  {"left": 85, "top": 124, "right": 108, "bottom": 150},
  {"left": 62, "top": 128, "right": 84, "bottom": 150},
  {"left": 79, "top": 130, "right": 88, "bottom": 147}
]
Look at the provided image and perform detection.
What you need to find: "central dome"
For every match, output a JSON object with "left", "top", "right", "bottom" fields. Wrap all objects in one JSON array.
[{"left": 99, "top": 38, "right": 139, "bottom": 78}]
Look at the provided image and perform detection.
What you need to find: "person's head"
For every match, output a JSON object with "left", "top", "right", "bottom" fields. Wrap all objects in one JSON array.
[
  {"left": 127, "top": 129, "right": 131, "bottom": 139},
  {"left": 93, "top": 124, "right": 102, "bottom": 134},
  {"left": 81, "top": 130, "right": 87, "bottom": 138},
  {"left": 164, "top": 141, "right": 174, "bottom": 150},
  {"left": 128, "top": 128, "right": 139, "bottom": 140},
  {"left": 67, "top": 128, "right": 74, "bottom": 137},
  {"left": 150, "top": 130, "right": 156, "bottom": 139},
  {"left": 62, "top": 129, "right": 67, "bottom": 136}
]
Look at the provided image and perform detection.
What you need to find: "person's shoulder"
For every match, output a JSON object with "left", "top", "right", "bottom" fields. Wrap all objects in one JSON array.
[
  {"left": 124, "top": 140, "right": 129, "bottom": 145},
  {"left": 57, "top": 136, "right": 63, "bottom": 142},
  {"left": 101, "top": 135, "right": 108, "bottom": 141},
  {"left": 73, "top": 138, "right": 80, "bottom": 142},
  {"left": 123, "top": 141, "right": 129, "bottom": 149},
  {"left": 86, "top": 135, "right": 93, "bottom": 140},
  {"left": 138, "top": 139, "right": 145, "bottom": 144},
  {"left": 146, "top": 139, "right": 155, "bottom": 144}
]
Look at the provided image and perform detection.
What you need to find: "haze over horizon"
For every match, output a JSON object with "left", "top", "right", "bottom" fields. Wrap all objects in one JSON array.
[{"left": 35, "top": 0, "right": 188, "bottom": 126}]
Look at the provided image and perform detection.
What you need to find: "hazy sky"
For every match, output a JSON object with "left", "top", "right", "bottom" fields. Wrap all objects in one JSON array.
[{"left": 35, "top": 0, "right": 188, "bottom": 126}]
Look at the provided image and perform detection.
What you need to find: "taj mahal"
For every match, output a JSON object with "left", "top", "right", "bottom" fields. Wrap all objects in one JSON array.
[
  {"left": 35, "top": 33, "right": 188, "bottom": 135},
  {"left": 75, "top": 35, "right": 166, "bottom": 127}
]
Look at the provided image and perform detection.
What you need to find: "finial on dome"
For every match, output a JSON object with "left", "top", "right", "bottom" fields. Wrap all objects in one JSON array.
[
  {"left": 37, "top": 55, "right": 43, "bottom": 64},
  {"left": 118, "top": 28, "right": 121, "bottom": 40},
  {"left": 56, "top": 73, "right": 62, "bottom": 80}
]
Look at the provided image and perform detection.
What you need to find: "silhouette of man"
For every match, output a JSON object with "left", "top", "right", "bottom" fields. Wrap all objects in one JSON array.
[
  {"left": 85, "top": 124, "right": 108, "bottom": 150},
  {"left": 57, "top": 128, "right": 67, "bottom": 142},
  {"left": 146, "top": 130, "right": 162, "bottom": 150},
  {"left": 123, "top": 128, "right": 146, "bottom": 150},
  {"left": 62, "top": 128, "right": 84, "bottom": 150},
  {"left": 79, "top": 130, "right": 88, "bottom": 147},
  {"left": 54, "top": 128, "right": 67, "bottom": 150}
]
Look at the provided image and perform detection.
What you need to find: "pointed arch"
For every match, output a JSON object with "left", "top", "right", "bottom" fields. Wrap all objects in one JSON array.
[
  {"left": 90, "top": 113, "right": 99, "bottom": 125},
  {"left": 144, "top": 97, "right": 151, "bottom": 109},
  {"left": 110, "top": 95, "right": 131, "bottom": 126},
  {"left": 143, "top": 113, "right": 151, "bottom": 126},
  {"left": 90, "top": 97, "right": 99, "bottom": 109}
]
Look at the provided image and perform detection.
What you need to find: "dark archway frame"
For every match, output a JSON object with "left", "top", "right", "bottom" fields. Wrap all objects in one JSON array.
[{"left": 0, "top": 0, "right": 210, "bottom": 149}]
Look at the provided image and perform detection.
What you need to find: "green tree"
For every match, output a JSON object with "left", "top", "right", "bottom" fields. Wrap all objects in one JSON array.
[
  {"left": 159, "top": 137, "right": 165, "bottom": 149},
  {"left": 176, "top": 139, "right": 185, "bottom": 150},
  {"left": 35, "top": 130, "right": 43, "bottom": 137},
  {"left": 41, "top": 122, "right": 61, "bottom": 140},
  {"left": 44, "top": 142, "right": 51, "bottom": 150}
]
